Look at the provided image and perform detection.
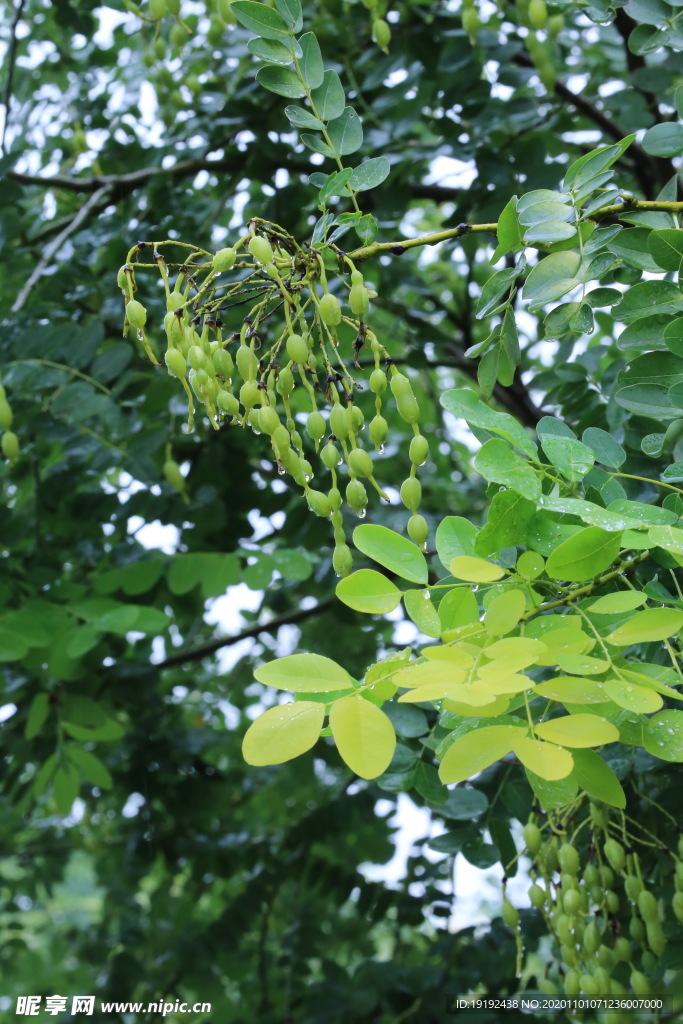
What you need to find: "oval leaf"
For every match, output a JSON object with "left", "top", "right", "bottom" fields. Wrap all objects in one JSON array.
[
  {"left": 438, "top": 725, "right": 524, "bottom": 784},
  {"left": 242, "top": 701, "right": 324, "bottom": 765},
  {"left": 512, "top": 737, "right": 574, "bottom": 780},
  {"left": 534, "top": 714, "right": 619, "bottom": 748},
  {"left": 606, "top": 608, "right": 683, "bottom": 646},
  {"left": 254, "top": 653, "right": 354, "bottom": 692},
  {"left": 450, "top": 555, "right": 505, "bottom": 583},
  {"left": 231, "top": 0, "right": 291, "bottom": 38},
  {"left": 329, "top": 695, "right": 396, "bottom": 779},
  {"left": 335, "top": 569, "right": 402, "bottom": 615},
  {"left": 353, "top": 524, "right": 428, "bottom": 584},
  {"left": 545, "top": 527, "right": 622, "bottom": 582}
]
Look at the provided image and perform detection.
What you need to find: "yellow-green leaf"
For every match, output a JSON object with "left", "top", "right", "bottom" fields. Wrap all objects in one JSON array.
[
  {"left": 545, "top": 527, "right": 622, "bottom": 582},
  {"left": 398, "top": 683, "right": 492, "bottom": 705},
  {"left": 329, "top": 695, "right": 396, "bottom": 779},
  {"left": 438, "top": 724, "right": 524, "bottom": 784},
  {"left": 484, "top": 636, "right": 547, "bottom": 662},
  {"left": 394, "top": 661, "right": 467, "bottom": 690},
  {"left": 403, "top": 589, "right": 442, "bottom": 638},
  {"left": 534, "top": 714, "right": 619, "bottom": 748},
  {"left": 254, "top": 653, "right": 355, "bottom": 692},
  {"left": 606, "top": 608, "right": 683, "bottom": 646},
  {"left": 242, "top": 701, "right": 325, "bottom": 765},
  {"left": 648, "top": 524, "right": 683, "bottom": 554},
  {"left": 535, "top": 628, "right": 594, "bottom": 665},
  {"left": 477, "top": 673, "right": 534, "bottom": 696},
  {"left": 603, "top": 677, "right": 663, "bottom": 713},
  {"left": 336, "top": 569, "right": 402, "bottom": 614},
  {"left": 535, "top": 676, "right": 609, "bottom": 704},
  {"left": 556, "top": 653, "right": 610, "bottom": 675},
  {"left": 483, "top": 589, "right": 526, "bottom": 636},
  {"left": 588, "top": 591, "right": 647, "bottom": 614},
  {"left": 450, "top": 555, "right": 506, "bottom": 582},
  {"left": 570, "top": 749, "right": 626, "bottom": 808},
  {"left": 512, "top": 737, "right": 574, "bottom": 780}
]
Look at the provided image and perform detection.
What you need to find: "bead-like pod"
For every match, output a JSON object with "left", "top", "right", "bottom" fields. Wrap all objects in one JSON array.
[
  {"left": 346, "top": 478, "right": 368, "bottom": 513},
  {"left": 333, "top": 544, "right": 353, "bottom": 577},
  {"left": 164, "top": 348, "right": 187, "bottom": 378},
  {"left": 319, "top": 293, "right": 342, "bottom": 327},
  {"left": 286, "top": 334, "right": 310, "bottom": 364},
  {"left": 306, "top": 489, "right": 333, "bottom": 517},
  {"left": 348, "top": 447, "right": 373, "bottom": 477},
  {"left": 306, "top": 410, "right": 326, "bottom": 442},
  {"left": 213, "top": 247, "right": 236, "bottom": 271},
  {"left": 248, "top": 234, "right": 273, "bottom": 265},
  {"left": 126, "top": 299, "right": 147, "bottom": 330}
]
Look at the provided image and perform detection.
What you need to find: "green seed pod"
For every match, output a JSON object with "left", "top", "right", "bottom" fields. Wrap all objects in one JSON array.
[
  {"left": 213, "top": 348, "right": 233, "bottom": 377},
  {"left": 299, "top": 458, "right": 313, "bottom": 480},
  {"left": 641, "top": 951, "right": 656, "bottom": 972},
  {"left": 236, "top": 345, "right": 257, "bottom": 382},
  {"left": 351, "top": 405, "right": 364, "bottom": 432},
  {"left": 590, "top": 803, "right": 609, "bottom": 830},
  {"left": 538, "top": 979, "right": 557, "bottom": 996},
  {"left": 307, "top": 410, "right": 326, "bottom": 442},
  {"left": 564, "top": 969, "right": 580, "bottom": 997},
  {"left": 167, "top": 292, "right": 185, "bottom": 313},
  {"left": 390, "top": 372, "right": 413, "bottom": 400},
  {"left": 560, "top": 872, "right": 575, "bottom": 892},
  {"left": 638, "top": 890, "right": 658, "bottom": 923},
  {"left": 624, "top": 875, "right": 643, "bottom": 902},
  {"left": 319, "top": 292, "right": 342, "bottom": 326},
  {"left": 407, "top": 514, "right": 429, "bottom": 547},
  {"left": 614, "top": 937, "right": 632, "bottom": 962},
  {"left": 589, "top": 884, "right": 603, "bottom": 906},
  {"left": 523, "top": 822, "right": 542, "bottom": 855},
  {"left": 502, "top": 899, "right": 519, "bottom": 929},
  {"left": 279, "top": 448, "right": 299, "bottom": 475},
  {"left": 409, "top": 434, "right": 429, "bottom": 465},
  {"left": 163, "top": 459, "right": 185, "bottom": 492},
  {"left": 166, "top": 0, "right": 180, "bottom": 13},
  {"left": 271, "top": 424, "right": 290, "bottom": 451},
  {"left": 630, "top": 970, "right": 649, "bottom": 996},
  {"left": 580, "top": 973, "right": 599, "bottom": 996},
  {"left": 350, "top": 269, "right": 363, "bottom": 285},
  {"left": 528, "top": 884, "right": 546, "bottom": 909},
  {"left": 372, "top": 18, "right": 391, "bottom": 48},
  {"left": 217, "top": 391, "right": 239, "bottom": 416},
  {"left": 348, "top": 447, "right": 373, "bottom": 478},
  {"left": 592, "top": 967, "right": 611, "bottom": 992},
  {"left": 646, "top": 920, "right": 665, "bottom": 957},
  {"left": 597, "top": 944, "right": 614, "bottom": 970},
  {"left": 306, "top": 488, "right": 332, "bottom": 518},
  {"left": 397, "top": 394, "right": 420, "bottom": 424},
  {"left": 559, "top": 843, "right": 580, "bottom": 876},
  {"left": 528, "top": 0, "right": 547, "bottom": 29},
  {"left": 346, "top": 478, "right": 368, "bottom": 514},
  {"left": 330, "top": 404, "right": 349, "bottom": 440},
  {"left": 321, "top": 442, "right": 340, "bottom": 470},
  {"left": 328, "top": 486, "right": 342, "bottom": 510},
  {"left": 258, "top": 406, "right": 280, "bottom": 435},
  {"left": 213, "top": 247, "right": 236, "bottom": 272},
  {"left": 547, "top": 12, "right": 564, "bottom": 37},
  {"left": 0, "top": 397, "right": 13, "bottom": 430},
  {"left": 583, "top": 922, "right": 600, "bottom": 955},
  {"left": 248, "top": 234, "right": 273, "bottom": 265},
  {"left": 462, "top": 7, "right": 479, "bottom": 39},
  {"left": 333, "top": 544, "right": 353, "bottom": 577},
  {"left": 676, "top": 861, "right": 683, "bottom": 889},
  {"left": 630, "top": 916, "right": 645, "bottom": 943},
  {"left": 218, "top": 0, "right": 234, "bottom": 21},
  {"left": 239, "top": 381, "right": 260, "bottom": 409},
  {"left": 1, "top": 430, "right": 19, "bottom": 462},
  {"left": 126, "top": 299, "right": 147, "bottom": 330},
  {"left": 583, "top": 863, "right": 599, "bottom": 886},
  {"left": 369, "top": 415, "right": 388, "bottom": 449},
  {"left": 555, "top": 914, "right": 572, "bottom": 943},
  {"left": 286, "top": 334, "right": 310, "bottom": 364},
  {"left": 400, "top": 476, "right": 422, "bottom": 512},
  {"left": 563, "top": 889, "right": 582, "bottom": 915},
  {"left": 333, "top": 526, "right": 346, "bottom": 546},
  {"left": 673, "top": 891, "right": 683, "bottom": 924},
  {"left": 276, "top": 365, "right": 294, "bottom": 397},
  {"left": 370, "top": 368, "right": 387, "bottom": 394},
  {"left": 349, "top": 283, "right": 370, "bottom": 316},
  {"left": 603, "top": 839, "right": 626, "bottom": 874},
  {"left": 116, "top": 265, "right": 129, "bottom": 290},
  {"left": 164, "top": 348, "right": 187, "bottom": 378},
  {"left": 606, "top": 890, "right": 620, "bottom": 914},
  {"left": 188, "top": 345, "right": 208, "bottom": 371},
  {"left": 600, "top": 865, "right": 615, "bottom": 888}
]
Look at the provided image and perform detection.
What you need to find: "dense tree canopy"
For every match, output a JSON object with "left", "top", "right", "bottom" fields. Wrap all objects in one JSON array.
[{"left": 2, "top": 0, "right": 683, "bottom": 1020}]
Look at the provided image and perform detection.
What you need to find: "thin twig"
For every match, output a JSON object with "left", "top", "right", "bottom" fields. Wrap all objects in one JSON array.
[
  {"left": 1, "top": 0, "right": 27, "bottom": 156},
  {"left": 11, "top": 184, "right": 110, "bottom": 313}
]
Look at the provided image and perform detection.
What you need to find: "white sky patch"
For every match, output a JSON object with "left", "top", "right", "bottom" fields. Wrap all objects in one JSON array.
[
  {"left": 127, "top": 517, "right": 180, "bottom": 553},
  {"left": 426, "top": 156, "right": 477, "bottom": 190}
]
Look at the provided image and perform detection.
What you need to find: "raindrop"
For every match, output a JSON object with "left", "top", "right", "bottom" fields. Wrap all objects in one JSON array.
[
  {"left": 378, "top": 444, "right": 385, "bottom": 455},
  {"left": 337, "top": 457, "right": 343, "bottom": 466},
  {"left": 357, "top": 508, "right": 367, "bottom": 519}
]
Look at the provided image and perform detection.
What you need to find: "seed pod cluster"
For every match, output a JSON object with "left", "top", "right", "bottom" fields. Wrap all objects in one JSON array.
[
  {"left": 0, "top": 380, "right": 18, "bottom": 464},
  {"left": 119, "top": 225, "right": 431, "bottom": 572}
]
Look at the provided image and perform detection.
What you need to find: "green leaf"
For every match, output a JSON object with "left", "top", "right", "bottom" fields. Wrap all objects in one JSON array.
[
  {"left": 284, "top": 104, "right": 325, "bottom": 130},
  {"left": 563, "top": 136, "right": 635, "bottom": 191},
  {"left": 569, "top": 749, "right": 626, "bottom": 808},
  {"left": 25, "top": 693, "right": 50, "bottom": 739},
  {"left": 438, "top": 724, "right": 524, "bottom": 784},
  {"left": 648, "top": 228, "right": 683, "bottom": 271},
  {"left": 66, "top": 746, "right": 113, "bottom": 788},
  {"left": 608, "top": 228, "right": 660, "bottom": 272},
  {"left": 326, "top": 106, "right": 363, "bottom": 156},
  {"left": 483, "top": 590, "right": 526, "bottom": 637},
  {"left": 492, "top": 196, "right": 523, "bottom": 260},
  {"left": 643, "top": 709, "right": 683, "bottom": 761},
  {"left": 526, "top": 769, "right": 578, "bottom": 810},
  {"left": 545, "top": 527, "right": 622, "bottom": 582},
  {"left": 539, "top": 435, "right": 595, "bottom": 481},
  {"left": 475, "top": 491, "right": 536, "bottom": 557},
  {"left": 256, "top": 65, "right": 307, "bottom": 97},
  {"left": 642, "top": 122, "right": 683, "bottom": 158},
  {"left": 299, "top": 31, "right": 324, "bottom": 88},
  {"left": 524, "top": 221, "right": 578, "bottom": 244},
  {"left": 349, "top": 156, "right": 390, "bottom": 192},
  {"left": 612, "top": 281, "right": 683, "bottom": 323},
  {"left": 603, "top": 677, "right": 663, "bottom": 713},
  {"left": 440, "top": 388, "right": 538, "bottom": 459},
  {"left": 606, "top": 608, "right": 683, "bottom": 646},
  {"left": 511, "top": 737, "right": 574, "bottom": 780},
  {"left": 473, "top": 438, "right": 542, "bottom": 500},
  {"left": 582, "top": 427, "right": 626, "bottom": 468},
  {"left": 275, "top": 0, "right": 303, "bottom": 32},
  {"left": 534, "top": 676, "right": 611, "bottom": 704},
  {"left": 52, "top": 764, "right": 80, "bottom": 815},
  {"left": 534, "top": 714, "right": 619, "bottom": 748},
  {"left": 450, "top": 555, "right": 505, "bottom": 583},
  {"left": 648, "top": 524, "right": 683, "bottom": 554},
  {"left": 254, "top": 653, "right": 355, "bottom": 692},
  {"left": 335, "top": 569, "right": 402, "bottom": 614},
  {"left": 435, "top": 516, "right": 478, "bottom": 569},
  {"left": 353, "top": 524, "right": 428, "bottom": 584},
  {"left": 329, "top": 695, "right": 396, "bottom": 779},
  {"left": 438, "top": 587, "right": 480, "bottom": 631},
  {"left": 475, "top": 267, "right": 517, "bottom": 319},
  {"left": 247, "top": 37, "right": 296, "bottom": 65},
  {"left": 403, "top": 589, "right": 441, "bottom": 638},
  {"left": 231, "top": 1, "right": 292, "bottom": 39},
  {"left": 354, "top": 213, "right": 377, "bottom": 243},
  {"left": 310, "top": 69, "right": 345, "bottom": 120},
  {"left": 439, "top": 787, "right": 489, "bottom": 820},
  {"left": 317, "top": 167, "right": 353, "bottom": 201},
  {"left": 589, "top": 591, "right": 647, "bottom": 614},
  {"left": 243, "top": 701, "right": 324, "bottom": 765},
  {"left": 522, "top": 252, "right": 582, "bottom": 308},
  {"left": 518, "top": 200, "right": 576, "bottom": 226}
]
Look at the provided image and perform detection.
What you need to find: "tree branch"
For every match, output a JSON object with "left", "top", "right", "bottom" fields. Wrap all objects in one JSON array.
[
  {"left": 1, "top": 0, "right": 27, "bottom": 156},
  {"left": 156, "top": 598, "right": 335, "bottom": 670}
]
